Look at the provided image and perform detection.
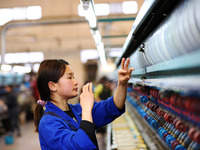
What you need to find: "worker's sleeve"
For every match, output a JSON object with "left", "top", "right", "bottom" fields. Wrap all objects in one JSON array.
[
  {"left": 39, "top": 117, "right": 98, "bottom": 150},
  {"left": 92, "top": 96, "right": 125, "bottom": 128},
  {"left": 80, "top": 120, "right": 98, "bottom": 149}
]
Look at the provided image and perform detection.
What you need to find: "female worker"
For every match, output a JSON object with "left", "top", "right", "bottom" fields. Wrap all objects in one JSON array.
[{"left": 34, "top": 58, "right": 134, "bottom": 150}]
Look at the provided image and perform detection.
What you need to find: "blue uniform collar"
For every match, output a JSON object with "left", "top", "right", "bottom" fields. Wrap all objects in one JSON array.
[{"left": 44, "top": 101, "right": 82, "bottom": 129}]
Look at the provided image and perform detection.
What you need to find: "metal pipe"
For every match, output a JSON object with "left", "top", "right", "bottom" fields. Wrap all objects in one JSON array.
[
  {"left": 0, "top": 17, "right": 86, "bottom": 64},
  {"left": 0, "top": 15, "right": 135, "bottom": 64},
  {"left": 98, "top": 17, "right": 135, "bottom": 22}
]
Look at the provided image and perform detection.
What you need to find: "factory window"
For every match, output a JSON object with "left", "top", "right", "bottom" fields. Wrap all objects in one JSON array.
[
  {"left": 26, "top": 6, "right": 42, "bottom": 20},
  {"left": 1, "top": 64, "right": 32, "bottom": 73},
  {"left": 12, "top": 7, "right": 27, "bottom": 20},
  {"left": 0, "top": 9, "right": 13, "bottom": 25},
  {"left": 78, "top": 3, "right": 110, "bottom": 17},
  {"left": 0, "top": 6, "right": 42, "bottom": 25},
  {"left": 78, "top": 1, "right": 138, "bottom": 17},
  {"left": 4, "top": 52, "right": 44, "bottom": 64},
  {"left": 108, "top": 48, "right": 124, "bottom": 57},
  {"left": 13, "top": 65, "right": 32, "bottom": 74},
  {"left": 94, "top": 3, "right": 110, "bottom": 16},
  {"left": 33, "top": 63, "right": 40, "bottom": 73},
  {"left": 122, "top": 1, "right": 138, "bottom": 14},
  {"left": 1, "top": 63, "right": 40, "bottom": 74},
  {"left": 80, "top": 49, "right": 99, "bottom": 63},
  {"left": 110, "top": 3, "right": 122, "bottom": 14},
  {"left": 1, "top": 64, "right": 12, "bottom": 72}
]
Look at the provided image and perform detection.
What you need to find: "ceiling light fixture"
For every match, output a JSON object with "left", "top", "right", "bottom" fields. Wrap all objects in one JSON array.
[{"left": 80, "top": 0, "right": 107, "bottom": 67}]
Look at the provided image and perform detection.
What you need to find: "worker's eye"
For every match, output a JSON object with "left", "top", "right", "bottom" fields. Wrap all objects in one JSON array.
[{"left": 68, "top": 76, "right": 74, "bottom": 79}]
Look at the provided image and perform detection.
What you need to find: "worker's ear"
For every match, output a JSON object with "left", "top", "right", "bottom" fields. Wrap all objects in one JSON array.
[{"left": 48, "top": 81, "right": 57, "bottom": 92}]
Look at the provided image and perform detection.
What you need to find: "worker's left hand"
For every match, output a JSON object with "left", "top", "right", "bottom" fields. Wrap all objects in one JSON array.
[{"left": 118, "top": 58, "right": 134, "bottom": 85}]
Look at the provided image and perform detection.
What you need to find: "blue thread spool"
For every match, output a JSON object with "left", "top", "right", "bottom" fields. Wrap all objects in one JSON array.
[
  {"left": 158, "top": 127, "right": 164, "bottom": 134},
  {"left": 166, "top": 135, "right": 176, "bottom": 148},
  {"left": 140, "top": 95, "right": 148, "bottom": 103},
  {"left": 151, "top": 120, "right": 159, "bottom": 130},
  {"left": 161, "top": 129, "right": 168, "bottom": 139},
  {"left": 175, "top": 145, "right": 186, "bottom": 150}
]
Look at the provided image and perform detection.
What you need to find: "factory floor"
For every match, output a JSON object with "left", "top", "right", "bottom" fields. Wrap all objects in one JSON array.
[
  {"left": 0, "top": 120, "right": 106, "bottom": 150},
  {"left": 0, "top": 121, "right": 40, "bottom": 150}
]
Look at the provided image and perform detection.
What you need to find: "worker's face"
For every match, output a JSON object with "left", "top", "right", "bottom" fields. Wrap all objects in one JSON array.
[{"left": 56, "top": 65, "right": 78, "bottom": 99}]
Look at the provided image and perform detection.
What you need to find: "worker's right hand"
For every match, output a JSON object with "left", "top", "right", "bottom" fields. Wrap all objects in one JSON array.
[{"left": 80, "top": 82, "right": 94, "bottom": 114}]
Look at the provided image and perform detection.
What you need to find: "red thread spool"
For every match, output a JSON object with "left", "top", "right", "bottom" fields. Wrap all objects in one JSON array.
[
  {"left": 176, "top": 96, "right": 185, "bottom": 108},
  {"left": 156, "top": 109, "right": 165, "bottom": 117},
  {"left": 171, "top": 140, "right": 180, "bottom": 150},
  {"left": 175, "top": 120, "right": 187, "bottom": 132},
  {"left": 164, "top": 113, "right": 174, "bottom": 123},
  {"left": 151, "top": 105, "right": 159, "bottom": 112},
  {"left": 184, "top": 98, "right": 193, "bottom": 111},
  {"left": 150, "top": 89, "right": 154, "bottom": 96},
  {"left": 188, "top": 127, "right": 197, "bottom": 140},
  {"left": 170, "top": 95, "right": 177, "bottom": 106},
  {"left": 173, "top": 119, "right": 179, "bottom": 126},
  {"left": 193, "top": 131, "right": 200, "bottom": 144},
  {"left": 190, "top": 99, "right": 199, "bottom": 113}
]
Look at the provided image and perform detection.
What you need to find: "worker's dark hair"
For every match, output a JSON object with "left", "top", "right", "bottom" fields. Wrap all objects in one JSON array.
[{"left": 34, "top": 59, "right": 69, "bottom": 132}]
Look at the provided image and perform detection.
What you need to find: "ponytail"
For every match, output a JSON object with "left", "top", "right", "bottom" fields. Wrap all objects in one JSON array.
[{"left": 34, "top": 104, "right": 44, "bottom": 132}]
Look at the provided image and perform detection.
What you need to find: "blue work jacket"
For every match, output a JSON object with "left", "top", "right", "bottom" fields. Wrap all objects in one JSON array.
[{"left": 38, "top": 96, "right": 125, "bottom": 150}]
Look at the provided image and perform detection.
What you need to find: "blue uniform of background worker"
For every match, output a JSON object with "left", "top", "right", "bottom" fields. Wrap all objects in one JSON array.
[{"left": 34, "top": 58, "right": 134, "bottom": 150}]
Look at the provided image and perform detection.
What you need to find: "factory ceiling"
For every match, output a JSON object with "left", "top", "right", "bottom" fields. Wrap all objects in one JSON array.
[{"left": 0, "top": 0, "right": 143, "bottom": 61}]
